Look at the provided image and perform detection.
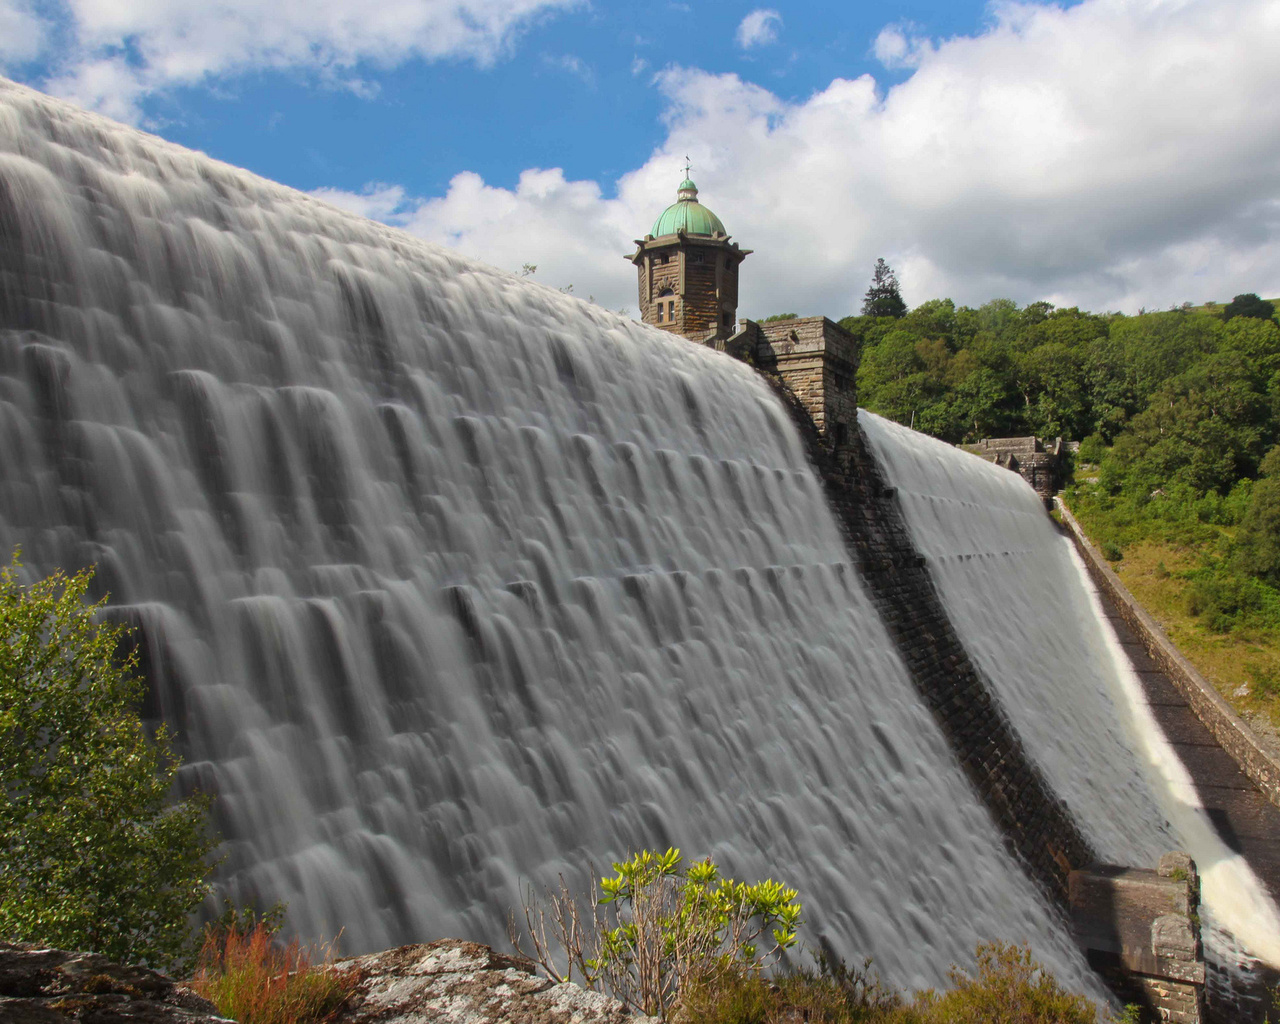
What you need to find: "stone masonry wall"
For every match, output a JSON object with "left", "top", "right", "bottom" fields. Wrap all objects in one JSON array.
[
  {"left": 753, "top": 317, "right": 859, "bottom": 440},
  {"left": 682, "top": 256, "right": 721, "bottom": 334},
  {"left": 756, "top": 371, "right": 1096, "bottom": 903}
]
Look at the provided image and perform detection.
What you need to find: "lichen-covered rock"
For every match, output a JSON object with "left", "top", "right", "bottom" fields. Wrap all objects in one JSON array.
[
  {"left": 333, "top": 939, "right": 655, "bottom": 1024},
  {"left": 0, "top": 942, "right": 228, "bottom": 1023}
]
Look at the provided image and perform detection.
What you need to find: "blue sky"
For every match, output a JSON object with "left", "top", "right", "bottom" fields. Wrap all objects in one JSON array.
[
  {"left": 154, "top": 2, "right": 988, "bottom": 200},
  {"left": 2, "top": 0, "right": 1278, "bottom": 318}
]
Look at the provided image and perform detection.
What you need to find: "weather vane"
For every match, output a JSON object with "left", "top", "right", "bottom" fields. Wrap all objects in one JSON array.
[{"left": 682, "top": 156, "right": 692, "bottom": 180}]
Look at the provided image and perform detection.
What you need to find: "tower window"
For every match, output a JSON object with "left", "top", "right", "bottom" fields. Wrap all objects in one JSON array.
[
  {"left": 668, "top": 300, "right": 675, "bottom": 320},
  {"left": 691, "top": 252, "right": 704, "bottom": 264},
  {"left": 656, "top": 303, "right": 664, "bottom": 323},
  {"left": 723, "top": 312, "right": 733, "bottom": 326}
]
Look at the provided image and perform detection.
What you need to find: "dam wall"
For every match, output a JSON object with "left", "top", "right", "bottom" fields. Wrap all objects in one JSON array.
[
  {"left": 750, "top": 371, "right": 1094, "bottom": 902},
  {"left": 0, "top": 77, "right": 1098, "bottom": 993}
]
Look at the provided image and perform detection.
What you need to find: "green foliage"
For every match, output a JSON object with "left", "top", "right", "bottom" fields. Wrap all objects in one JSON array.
[
  {"left": 192, "top": 922, "right": 357, "bottom": 1024},
  {"left": 1077, "top": 434, "right": 1106, "bottom": 465},
  {"left": 514, "top": 849, "right": 801, "bottom": 1020},
  {"left": 0, "top": 556, "right": 214, "bottom": 970},
  {"left": 590, "top": 849, "right": 801, "bottom": 1018},
  {"left": 761, "top": 313, "right": 800, "bottom": 322},
  {"left": 1105, "top": 350, "right": 1270, "bottom": 496}
]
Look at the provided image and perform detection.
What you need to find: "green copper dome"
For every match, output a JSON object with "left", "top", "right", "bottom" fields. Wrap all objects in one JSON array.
[{"left": 651, "top": 178, "right": 727, "bottom": 237}]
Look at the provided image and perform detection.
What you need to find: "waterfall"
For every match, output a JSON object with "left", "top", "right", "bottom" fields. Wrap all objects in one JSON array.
[
  {"left": 860, "top": 411, "right": 1280, "bottom": 980},
  {"left": 0, "top": 74, "right": 1176, "bottom": 996}
]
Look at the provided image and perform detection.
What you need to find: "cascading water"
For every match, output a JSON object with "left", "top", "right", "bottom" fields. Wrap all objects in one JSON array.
[
  {"left": 0, "top": 77, "right": 1100, "bottom": 991},
  {"left": 859, "top": 411, "right": 1280, "bottom": 982}
]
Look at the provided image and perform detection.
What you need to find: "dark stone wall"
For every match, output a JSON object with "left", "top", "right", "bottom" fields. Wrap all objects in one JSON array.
[{"left": 758, "top": 371, "right": 1096, "bottom": 903}]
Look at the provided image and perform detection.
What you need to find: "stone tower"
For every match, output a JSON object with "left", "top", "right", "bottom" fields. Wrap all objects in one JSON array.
[{"left": 627, "top": 177, "right": 750, "bottom": 343}]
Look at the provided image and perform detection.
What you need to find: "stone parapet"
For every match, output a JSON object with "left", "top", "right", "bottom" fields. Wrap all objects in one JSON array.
[
  {"left": 751, "top": 317, "right": 858, "bottom": 442},
  {"left": 1058, "top": 499, "right": 1280, "bottom": 811}
]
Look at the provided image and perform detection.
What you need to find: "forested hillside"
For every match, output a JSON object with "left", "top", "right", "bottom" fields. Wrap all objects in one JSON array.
[{"left": 839, "top": 293, "right": 1280, "bottom": 736}]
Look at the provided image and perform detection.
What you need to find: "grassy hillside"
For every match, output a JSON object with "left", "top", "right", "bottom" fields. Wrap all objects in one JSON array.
[{"left": 1065, "top": 468, "right": 1280, "bottom": 747}]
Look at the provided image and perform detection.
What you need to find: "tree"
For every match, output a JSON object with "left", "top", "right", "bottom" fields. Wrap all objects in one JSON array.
[
  {"left": 1223, "top": 292, "right": 1276, "bottom": 322},
  {"left": 0, "top": 557, "right": 214, "bottom": 969},
  {"left": 861, "top": 257, "right": 907, "bottom": 318},
  {"left": 1106, "top": 350, "right": 1270, "bottom": 496}
]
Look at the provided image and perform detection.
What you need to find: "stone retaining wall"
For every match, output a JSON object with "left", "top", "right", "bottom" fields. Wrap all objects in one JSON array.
[
  {"left": 1070, "top": 852, "right": 1206, "bottom": 1024},
  {"left": 1057, "top": 499, "right": 1280, "bottom": 812}
]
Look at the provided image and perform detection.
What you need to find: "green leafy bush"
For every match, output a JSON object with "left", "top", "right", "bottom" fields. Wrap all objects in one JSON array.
[
  {"left": 513, "top": 848, "right": 801, "bottom": 1019},
  {"left": 0, "top": 556, "right": 214, "bottom": 970}
]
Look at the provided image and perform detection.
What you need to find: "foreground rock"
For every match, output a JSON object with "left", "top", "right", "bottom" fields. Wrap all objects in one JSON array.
[
  {"left": 0, "top": 938, "right": 651, "bottom": 1024},
  {"left": 334, "top": 940, "right": 655, "bottom": 1024},
  {"left": 0, "top": 942, "right": 227, "bottom": 1023}
]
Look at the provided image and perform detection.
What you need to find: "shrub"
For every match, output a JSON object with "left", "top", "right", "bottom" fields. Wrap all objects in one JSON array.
[
  {"left": 1076, "top": 433, "right": 1107, "bottom": 466},
  {"left": 191, "top": 921, "right": 358, "bottom": 1024},
  {"left": 910, "top": 942, "right": 1098, "bottom": 1024},
  {"left": 0, "top": 556, "right": 214, "bottom": 970},
  {"left": 513, "top": 848, "right": 802, "bottom": 1019},
  {"left": 673, "top": 954, "right": 905, "bottom": 1024}
]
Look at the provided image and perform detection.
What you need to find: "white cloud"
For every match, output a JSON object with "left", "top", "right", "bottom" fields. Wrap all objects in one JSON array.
[
  {"left": 310, "top": 183, "right": 411, "bottom": 223},
  {"left": 342, "top": 0, "right": 1280, "bottom": 318},
  {"left": 0, "top": 0, "right": 45, "bottom": 64},
  {"left": 543, "top": 52, "right": 594, "bottom": 86},
  {"left": 8, "top": 0, "right": 579, "bottom": 123},
  {"left": 736, "top": 9, "right": 781, "bottom": 50},
  {"left": 873, "top": 23, "right": 933, "bottom": 70},
  {"left": 313, "top": 169, "right": 642, "bottom": 306}
]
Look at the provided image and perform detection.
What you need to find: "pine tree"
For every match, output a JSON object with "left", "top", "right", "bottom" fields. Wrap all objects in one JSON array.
[{"left": 861, "top": 257, "right": 907, "bottom": 318}]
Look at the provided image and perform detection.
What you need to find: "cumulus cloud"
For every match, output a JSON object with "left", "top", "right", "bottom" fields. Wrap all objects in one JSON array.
[
  {"left": 0, "top": 0, "right": 47, "bottom": 64},
  {"left": 736, "top": 9, "right": 781, "bottom": 49},
  {"left": 873, "top": 23, "right": 933, "bottom": 69},
  {"left": 314, "top": 169, "right": 643, "bottom": 307},
  {"left": 9, "top": 0, "right": 578, "bottom": 123},
  {"left": 327, "top": 0, "right": 1280, "bottom": 318}
]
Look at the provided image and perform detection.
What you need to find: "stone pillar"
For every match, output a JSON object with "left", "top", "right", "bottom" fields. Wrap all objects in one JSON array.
[{"left": 1069, "top": 852, "right": 1205, "bottom": 1023}]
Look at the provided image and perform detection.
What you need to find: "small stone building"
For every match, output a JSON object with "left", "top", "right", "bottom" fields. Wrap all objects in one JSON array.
[{"left": 959, "top": 436, "right": 1066, "bottom": 506}]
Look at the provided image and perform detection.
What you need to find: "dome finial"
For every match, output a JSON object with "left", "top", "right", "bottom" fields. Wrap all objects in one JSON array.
[{"left": 677, "top": 157, "right": 698, "bottom": 202}]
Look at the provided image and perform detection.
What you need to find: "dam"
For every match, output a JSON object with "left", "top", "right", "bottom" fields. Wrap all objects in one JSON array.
[{"left": 1, "top": 75, "right": 1278, "bottom": 1017}]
